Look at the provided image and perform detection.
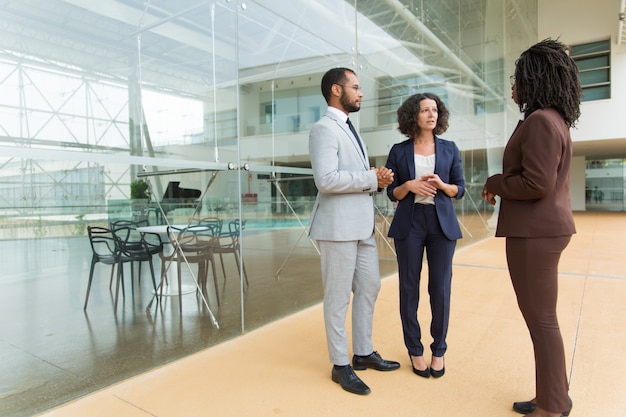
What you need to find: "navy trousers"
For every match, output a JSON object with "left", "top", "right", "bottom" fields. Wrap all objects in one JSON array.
[{"left": 394, "top": 203, "right": 456, "bottom": 357}]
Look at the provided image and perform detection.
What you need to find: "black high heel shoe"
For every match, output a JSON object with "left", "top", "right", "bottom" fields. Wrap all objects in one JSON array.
[
  {"left": 429, "top": 356, "right": 445, "bottom": 378},
  {"left": 409, "top": 354, "right": 430, "bottom": 378}
]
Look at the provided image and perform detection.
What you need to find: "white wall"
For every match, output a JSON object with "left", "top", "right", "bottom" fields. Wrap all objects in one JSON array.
[{"left": 539, "top": 0, "right": 626, "bottom": 143}]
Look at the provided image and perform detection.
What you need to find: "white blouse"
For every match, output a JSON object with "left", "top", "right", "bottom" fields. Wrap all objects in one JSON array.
[{"left": 413, "top": 153, "right": 435, "bottom": 205}]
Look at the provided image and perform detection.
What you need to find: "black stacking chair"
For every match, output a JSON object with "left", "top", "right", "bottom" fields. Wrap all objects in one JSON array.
[
  {"left": 110, "top": 219, "right": 163, "bottom": 256},
  {"left": 85, "top": 226, "right": 159, "bottom": 310},
  {"left": 84, "top": 226, "right": 120, "bottom": 310},
  {"left": 110, "top": 219, "right": 163, "bottom": 288}
]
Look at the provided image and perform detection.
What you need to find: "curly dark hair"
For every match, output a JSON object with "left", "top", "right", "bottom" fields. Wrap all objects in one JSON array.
[
  {"left": 320, "top": 67, "right": 355, "bottom": 104},
  {"left": 397, "top": 92, "right": 449, "bottom": 138},
  {"left": 514, "top": 38, "right": 582, "bottom": 127}
]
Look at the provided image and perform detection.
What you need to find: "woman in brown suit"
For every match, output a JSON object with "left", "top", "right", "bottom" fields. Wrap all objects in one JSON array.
[{"left": 482, "top": 39, "right": 581, "bottom": 417}]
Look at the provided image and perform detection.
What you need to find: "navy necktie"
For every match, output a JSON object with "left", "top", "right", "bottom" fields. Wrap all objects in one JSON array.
[{"left": 346, "top": 118, "right": 365, "bottom": 157}]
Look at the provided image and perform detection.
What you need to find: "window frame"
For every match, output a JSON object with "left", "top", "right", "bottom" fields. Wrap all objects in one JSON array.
[{"left": 570, "top": 39, "right": 611, "bottom": 102}]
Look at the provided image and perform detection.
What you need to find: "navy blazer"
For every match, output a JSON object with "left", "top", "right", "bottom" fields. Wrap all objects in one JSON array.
[{"left": 385, "top": 137, "right": 465, "bottom": 241}]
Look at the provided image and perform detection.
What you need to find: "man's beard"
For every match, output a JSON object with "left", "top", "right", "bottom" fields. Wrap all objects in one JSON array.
[{"left": 340, "top": 93, "right": 360, "bottom": 113}]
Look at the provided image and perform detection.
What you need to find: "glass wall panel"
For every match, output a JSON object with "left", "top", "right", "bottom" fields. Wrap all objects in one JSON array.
[
  {"left": 236, "top": 0, "right": 392, "bottom": 332},
  {"left": 230, "top": 0, "right": 540, "bottom": 333},
  {"left": 135, "top": 1, "right": 244, "bottom": 329}
]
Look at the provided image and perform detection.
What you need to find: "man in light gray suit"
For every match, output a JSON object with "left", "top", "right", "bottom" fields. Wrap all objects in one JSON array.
[{"left": 309, "top": 67, "right": 400, "bottom": 395}]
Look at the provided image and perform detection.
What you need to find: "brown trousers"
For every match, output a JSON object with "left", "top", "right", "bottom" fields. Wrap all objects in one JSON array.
[{"left": 506, "top": 236, "right": 571, "bottom": 414}]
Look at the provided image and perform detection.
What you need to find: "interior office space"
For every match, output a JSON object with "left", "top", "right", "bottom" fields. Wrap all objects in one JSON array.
[{"left": 0, "top": 1, "right": 625, "bottom": 416}]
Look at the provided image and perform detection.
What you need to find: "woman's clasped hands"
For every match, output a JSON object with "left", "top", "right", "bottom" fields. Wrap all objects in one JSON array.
[{"left": 407, "top": 174, "right": 439, "bottom": 198}]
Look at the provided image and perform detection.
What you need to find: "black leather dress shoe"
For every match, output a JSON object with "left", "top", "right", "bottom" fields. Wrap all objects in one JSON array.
[
  {"left": 352, "top": 351, "right": 400, "bottom": 371},
  {"left": 512, "top": 400, "right": 536, "bottom": 415},
  {"left": 513, "top": 397, "right": 572, "bottom": 416},
  {"left": 331, "top": 365, "right": 371, "bottom": 395}
]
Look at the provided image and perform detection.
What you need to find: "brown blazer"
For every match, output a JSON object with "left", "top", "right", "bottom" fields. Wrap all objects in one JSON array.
[{"left": 486, "top": 108, "right": 576, "bottom": 238}]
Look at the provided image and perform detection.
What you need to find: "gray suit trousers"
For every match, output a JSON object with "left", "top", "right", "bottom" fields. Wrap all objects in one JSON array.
[{"left": 318, "top": 234, "right": 381, "bottom": 366}]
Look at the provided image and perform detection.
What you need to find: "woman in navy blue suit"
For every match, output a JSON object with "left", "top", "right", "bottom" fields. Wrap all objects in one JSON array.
[{"left": 385, "top": 93, "right": 465, "bottom": 378}]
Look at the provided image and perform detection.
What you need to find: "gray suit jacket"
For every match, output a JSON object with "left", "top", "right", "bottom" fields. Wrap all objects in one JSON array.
[{"left": 308, "top": 109, "right": 378, "bottom": 241}]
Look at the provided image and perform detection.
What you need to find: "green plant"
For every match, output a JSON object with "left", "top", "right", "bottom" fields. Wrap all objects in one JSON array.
[{"left": 130, "top": 179, "right": 150, "bottom": 199}]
